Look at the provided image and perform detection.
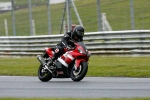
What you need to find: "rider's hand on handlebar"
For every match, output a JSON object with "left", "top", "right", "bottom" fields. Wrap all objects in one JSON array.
[{"left": 66, "top": 45, "right": 75, "bottom": 50}]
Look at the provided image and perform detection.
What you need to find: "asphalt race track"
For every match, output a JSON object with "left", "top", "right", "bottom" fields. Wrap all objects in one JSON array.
[{"left": 0, "top": 76, "right": 150, "bottom": 98}]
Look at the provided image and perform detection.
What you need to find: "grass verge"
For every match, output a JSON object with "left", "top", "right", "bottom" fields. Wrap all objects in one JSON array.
[{"left": 0, "top": 56, "right": 150, "bottom": 77}]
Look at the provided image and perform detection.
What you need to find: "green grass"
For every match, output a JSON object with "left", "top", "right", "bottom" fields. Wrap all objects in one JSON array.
[
  {"left": 0, "top": 56, "right": 150, "bottom": 99},
  {"left": 0, "top": 57, "right": 38, "bottom": 76},
  {"left": 0, "top": 98, "right": 150, "bottom": 100},
  {"left": 0, "top": 0, "right": 150, "bottom": 36},
  {"left": 88, "top": 56, "right": 150, "bottom": 77},
  {"left": 0, "top": 56, "right": 150, "bottom": 77}
]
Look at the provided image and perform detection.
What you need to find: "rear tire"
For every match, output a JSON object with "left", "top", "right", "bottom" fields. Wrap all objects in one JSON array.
[
  {"left": 38, "top": 64, "right": 52, "bottom": 82},
  {"left": 70, "top": 62, "right": 88, "bottom": 82}
]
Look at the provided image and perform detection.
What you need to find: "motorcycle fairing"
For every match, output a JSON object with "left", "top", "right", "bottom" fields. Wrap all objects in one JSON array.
[
  {"left": 68, "top": 51, "right": 88, "bottom": 68},
  {"left": 54, "top": 60, "right": 70, "bottom": 78},
  {"left": 57, "top": 57, "right": 69, "bottom": 67},
  {"left": 45, "top": 47, "right": 54, "bottom": 58},
  {"left": 75, "top": 58, "right": 87, "bottom": 69},
  {"left": 45, "top": 41, "right": 89, "bottom": 71}
]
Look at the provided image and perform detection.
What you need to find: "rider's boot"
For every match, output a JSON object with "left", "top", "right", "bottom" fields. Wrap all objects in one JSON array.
[
  {"left": 47, "top": 52, "right": 59, "bottom": 66},
  {"left": 47, "top": 57, "right": 55, "bottom": 66}
]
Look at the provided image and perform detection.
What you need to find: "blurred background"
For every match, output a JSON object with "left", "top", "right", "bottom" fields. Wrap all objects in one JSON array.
[{"left": 0, "top": 0, "right": 150, "bottom": 36}]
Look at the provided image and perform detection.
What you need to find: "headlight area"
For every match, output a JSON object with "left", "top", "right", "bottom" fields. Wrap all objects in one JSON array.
[
  {"left": 78, "top": 48, "right": 86, "bottom": 55},
  {"left": 87, "top": 51, "right": 91, "bottom": 57}
]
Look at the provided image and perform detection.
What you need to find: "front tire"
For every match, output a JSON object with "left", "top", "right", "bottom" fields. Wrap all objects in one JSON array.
[
  {"left": 38, "top": 64, "right": 52, "bottom": 82},
  {"left": 70, "top": 61, "right": 88, "bottom": 82}
]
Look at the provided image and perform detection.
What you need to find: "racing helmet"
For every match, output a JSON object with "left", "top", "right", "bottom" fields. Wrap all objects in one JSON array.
[{"left": 71, "top": 25, "right": 84, "bottom": 42}]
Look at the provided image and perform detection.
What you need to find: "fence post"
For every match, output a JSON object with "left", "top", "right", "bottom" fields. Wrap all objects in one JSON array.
[
  {"left": 66, "top": 0, "right": 72, "bottom": 31},
  {"left": 28, "top": 0, "right": 33, "bottom": 36},
  {"left": 11, "top": 0, "right": 16, "bottom": 36},
  {"left": 71, "top": 0, "right": 83, "bottom": 27},
  {"left": 96, "top": 0, "right": 103, "bottom": 31},
  {"left": 129, "top": 0, "right": 135, "bottom": 30},
  {"left": 60, "top": 2, "right": 66, "bottom": 34},
  {"left": 32, "top": 20, "right": 36, "bottom": 35},
  {"left": 47, "top": 0, "right": 52, "bottom": 35},
  {"left": 4, "top": 19, "right": 8, "bottom": 36}
]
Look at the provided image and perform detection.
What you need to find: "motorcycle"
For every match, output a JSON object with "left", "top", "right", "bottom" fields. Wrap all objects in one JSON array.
[{"left": 37, "top": 41, "right": 91, "bottom": 82}]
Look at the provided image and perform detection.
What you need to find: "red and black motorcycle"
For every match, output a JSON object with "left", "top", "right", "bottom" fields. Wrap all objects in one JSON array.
[{"left": 37, "top": 41, "right": 91, "bottom": 82}]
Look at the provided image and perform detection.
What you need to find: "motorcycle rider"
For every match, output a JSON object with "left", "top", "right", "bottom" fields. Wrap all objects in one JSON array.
[{"left": 47, "top": 25, "right": 85, "bottom": 66}]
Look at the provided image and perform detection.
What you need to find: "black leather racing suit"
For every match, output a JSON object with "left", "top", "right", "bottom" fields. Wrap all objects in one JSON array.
[{"left": 52, "top": 31, "right": 75, "bottom": 61}]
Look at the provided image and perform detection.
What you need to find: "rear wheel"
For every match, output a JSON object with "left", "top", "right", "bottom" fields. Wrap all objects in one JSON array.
[
  {"left": 70, "top": 62, "right": 88, "bottom": 82},
  {"left": 38, "top": 64, "right": 52, "bottom": 82}
]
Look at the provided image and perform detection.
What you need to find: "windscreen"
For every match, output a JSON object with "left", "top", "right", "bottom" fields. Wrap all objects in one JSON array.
[{"left": 76, "top": 42, "right": 87, "bottom": 51}]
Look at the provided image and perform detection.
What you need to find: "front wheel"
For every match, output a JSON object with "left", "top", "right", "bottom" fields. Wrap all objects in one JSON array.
[
  {"left": 70, "top": 61, "right": 88, "bottom": 82},
  {"left": 38, "top": 64, "right": 52, "bottom": 82}
]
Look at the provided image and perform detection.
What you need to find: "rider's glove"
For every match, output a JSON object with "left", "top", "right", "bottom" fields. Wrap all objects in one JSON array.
[
  {"left": 66, "top": 45, "right": 76, "bottom": 50},
  {"left": 66, "top": 45, "right": 71, "bottom": 50}
]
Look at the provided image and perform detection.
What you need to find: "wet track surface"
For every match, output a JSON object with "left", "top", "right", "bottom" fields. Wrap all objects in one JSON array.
[{"left": 0, "top": 76, "right": 150, "bottom": 98}]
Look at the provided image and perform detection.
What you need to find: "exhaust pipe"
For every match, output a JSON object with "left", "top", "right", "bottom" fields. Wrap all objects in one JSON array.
[
  {"left": 37, "top": 55, "right": 52, "bottom": 73},
  {"left": 37, "top": 55, "right": 46, "bottom": 66}
]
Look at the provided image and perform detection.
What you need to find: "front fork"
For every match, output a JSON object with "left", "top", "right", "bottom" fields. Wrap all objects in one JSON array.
[{"left": 75, "top": 58, "right": 87, "bottom": 69}]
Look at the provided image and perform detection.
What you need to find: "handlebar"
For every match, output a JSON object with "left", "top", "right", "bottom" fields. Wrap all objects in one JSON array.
[{"left": 66, "top": 45, "right": 76, "bottom": 50}]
